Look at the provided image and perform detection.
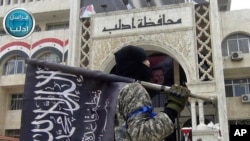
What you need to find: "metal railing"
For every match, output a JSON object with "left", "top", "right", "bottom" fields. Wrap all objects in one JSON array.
[{"left": 0, "top": 0, "right": 44, "bottom": 6}]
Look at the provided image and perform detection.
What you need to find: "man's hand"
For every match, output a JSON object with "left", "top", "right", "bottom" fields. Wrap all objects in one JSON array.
[{"left": 165, "top": 85, "right": 191, "bottom": 113}]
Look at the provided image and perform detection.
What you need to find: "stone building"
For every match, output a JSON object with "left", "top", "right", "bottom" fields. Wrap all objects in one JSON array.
[{"left": 0, "top": 0, "right": 249, "bottom": 141}]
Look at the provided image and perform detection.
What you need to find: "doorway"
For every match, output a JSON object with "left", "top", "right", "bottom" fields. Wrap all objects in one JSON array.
[{"left": 110, "top": 49, "right": 188, "bottom": 141}]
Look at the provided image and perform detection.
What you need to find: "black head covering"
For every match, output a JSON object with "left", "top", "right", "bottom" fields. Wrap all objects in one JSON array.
[{"left": 114, "top": 45, "right": 151, "bottom": 82}]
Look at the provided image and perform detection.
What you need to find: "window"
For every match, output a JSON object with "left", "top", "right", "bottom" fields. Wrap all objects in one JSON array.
[
  {"left": 5, "top": 129, "right": 20, "bottom": 138},
  {"left": 0, "top": 30, "right": 6, "bottom": 36},
  {"left": 225, "top": 78, "right": 250, "bottom": 97},
  {"left": 222, "top": 33, "right": 250, "bottom": 56},
  {"left": 39, "top": 52, "right": 61, "bottom": 63},
  {"left": 46, "top": 22, "right": 69, "bottom": 31},
  {"left": 10, "top": 94, "right": 23, "bottom": 110},
  {"left": 3, "top": 56, "right": 26, "bottom": 75},
  {"left": 151, "top": 92, "right": 167, "bottom": 107},
  {"left": 34, "top": 25, "right": 41, "bottom": 32},
  {"left": 229, "top": 120, "right": 250, "bottom": 125}
]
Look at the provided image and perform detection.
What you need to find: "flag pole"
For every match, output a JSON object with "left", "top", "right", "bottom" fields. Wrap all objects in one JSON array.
[
  {"left": 139, "top": 81, "right": 216, "bottom": 102},
  {"left": 25, "top": 59, "right": 216, "bottom": 102}
]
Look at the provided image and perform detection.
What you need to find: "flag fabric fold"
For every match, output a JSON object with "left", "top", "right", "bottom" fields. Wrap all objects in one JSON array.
[
  {"left": 80, "top": 4, "right": 96, "bottom": 18},
  {"left": 20, "top": 59, "right": 131, "bottom": 141}
]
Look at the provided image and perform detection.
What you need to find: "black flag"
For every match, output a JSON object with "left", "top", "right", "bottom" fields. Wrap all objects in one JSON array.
[{"left": 20, "top": 59, "right": 132, "bottom": 141}]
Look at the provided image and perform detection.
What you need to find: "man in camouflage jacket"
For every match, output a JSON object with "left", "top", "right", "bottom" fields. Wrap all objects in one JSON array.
[{"left": 114, "top": 45, "right": 190, "bottom": 141}]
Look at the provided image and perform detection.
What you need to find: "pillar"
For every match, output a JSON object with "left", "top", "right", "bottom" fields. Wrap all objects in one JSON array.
[
  {"left": 189, "top": 98, "right": 197, "bottom": 130},
  {"left": 197, "top": 100, "right": 206, "bottom": 128},
  {"left": 209, "top": 0, "right": 229, "bottom": 140},
  {"left": 68, "top": 0, "right": 81, "bottom": 66}
]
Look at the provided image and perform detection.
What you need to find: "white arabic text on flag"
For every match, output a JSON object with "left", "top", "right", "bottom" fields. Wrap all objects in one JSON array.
[{"left": 20, "top": 59, "right": 131, "bottom": 141}]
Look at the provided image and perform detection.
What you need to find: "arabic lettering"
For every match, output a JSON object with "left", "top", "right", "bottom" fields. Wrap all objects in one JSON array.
[
  {"left": 55, "top": 116, "right": 75, "bottom": 139},
  {"left": 28, "top": 65, "right": 116, "bottom": 141},
  {"left": 9, "top": 15, "right": 29, "bottom": 21},
  {"left": 31, "top": 67, "right": 81, "bottom": 141},
  {"left": 82, "top": 90, "right": 109, "bottom": 141},
  {"left": 102, "top": 14, "right": 182, "bottom": 32},
  {"left": 102, "top": 100, "right": 110, "bottom": 132},
  {"left": 31, "top": 120, "right": 54, "bottom": 141},
  {"left": 9, "top": 26, "right": 29, "bottom": 33},
  {"left": 8, "top": 14, "right": 30, "bottom": 34}
]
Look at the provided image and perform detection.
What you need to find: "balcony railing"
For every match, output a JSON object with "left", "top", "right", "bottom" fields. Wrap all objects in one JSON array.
[
  {"left": 0, "top": 0, "right": 70, "bottom": 18},
  {"left": 0, "top": 0, "right": 44, "bottom": 6}
]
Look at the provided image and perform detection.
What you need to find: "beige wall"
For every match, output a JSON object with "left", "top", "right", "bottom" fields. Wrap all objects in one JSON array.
[
  {"left": 5, "top": 111, "right": 22, "bottom": 129},
  {"left": 220, "top": 9, "right": 250, "bottom": 39},
  {"left": 0, "top": 75, "right": 25, "bottom": 130},
  {"left": 0, "top": 88, "right": 7, "bottom": 134},
  {"left": 0, "top": 30, "right": 69, "bottom": 134},
  {"left": 220, "top": 9, "right": 250, "bottom": 121},
  {"left": 0, "top": 75, "right": 25, "bottom": 87},
  {"left": 0, "top": 29, "right": 69, "bottom": 48},
  {"left": 0, "top": 0, "right": 250, "bottom": 140},
  {"left": 227, "top": 97, "right": 250, "bottom": 120},
  {"left": 223, "top": 54, "right": 250, "bottom": 79}
]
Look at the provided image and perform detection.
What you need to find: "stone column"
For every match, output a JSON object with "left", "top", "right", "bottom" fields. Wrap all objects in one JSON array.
[
  {"left": 197, "top": 100, "right": 206, "bottom": 128},
  {"left": 10, "top": 0, "right": 14, "bottom": 5},
  {"left": 209, "top": 0, "right": 229, "bottom": 140},
  {"left": 189, "top": 98, "right": 197, "bottom": 130},
  {"left": 67, "top": 0, "right": 81, "bottom": 66},
  {"left": 2, "top": 0, "right": 6, "bottom": 5}
]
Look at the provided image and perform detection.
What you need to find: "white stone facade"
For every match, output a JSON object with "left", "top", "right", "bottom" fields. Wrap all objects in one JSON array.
[{"left": 0, "top": 0, "right": 249, "bottom": 141}]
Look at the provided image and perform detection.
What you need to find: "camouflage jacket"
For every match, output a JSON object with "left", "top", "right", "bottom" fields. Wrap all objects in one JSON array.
[{"left": 114, "top": 83, "right": 174, "bottom": 141}]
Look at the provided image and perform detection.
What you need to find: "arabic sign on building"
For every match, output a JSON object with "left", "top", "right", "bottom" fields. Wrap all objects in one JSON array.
[
  {"left": 91, "top": 4, "right": 194, "bottom": 38},
  {"left": 3, "top": 8, "right": 35, "bottom": 39}
]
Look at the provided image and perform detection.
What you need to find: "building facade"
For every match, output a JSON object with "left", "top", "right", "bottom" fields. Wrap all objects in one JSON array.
[{"left": 0, "top": 0, "right": 249, "bottom": 141}]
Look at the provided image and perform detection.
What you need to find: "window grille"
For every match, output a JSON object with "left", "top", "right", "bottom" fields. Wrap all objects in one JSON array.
[
  {"left": 47, "top": 22, "right": 69, "bottom": 31},
  {"left": 4, "top": 59, "right": 26, "bottom": 75},
  {"left": 10, "top": 94, "right": 23, "bottom": 110},
  {"left": 39, "top": 52, "right": 61, "bottom": 63},
  {"left": 222, "top": 34, "right": 250, "bottom": 56},
  {"left": 80, "top": 18, "right": 91, "bottom": 68},
  {"left": 195, "top": 3, "right": 214, "bottom": 81},
  {"left": 225, "top": 78, "right": 250, "bottom": 97},
  {"left": 5, "top": 129, "right": 20, "bottom": 138}
]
